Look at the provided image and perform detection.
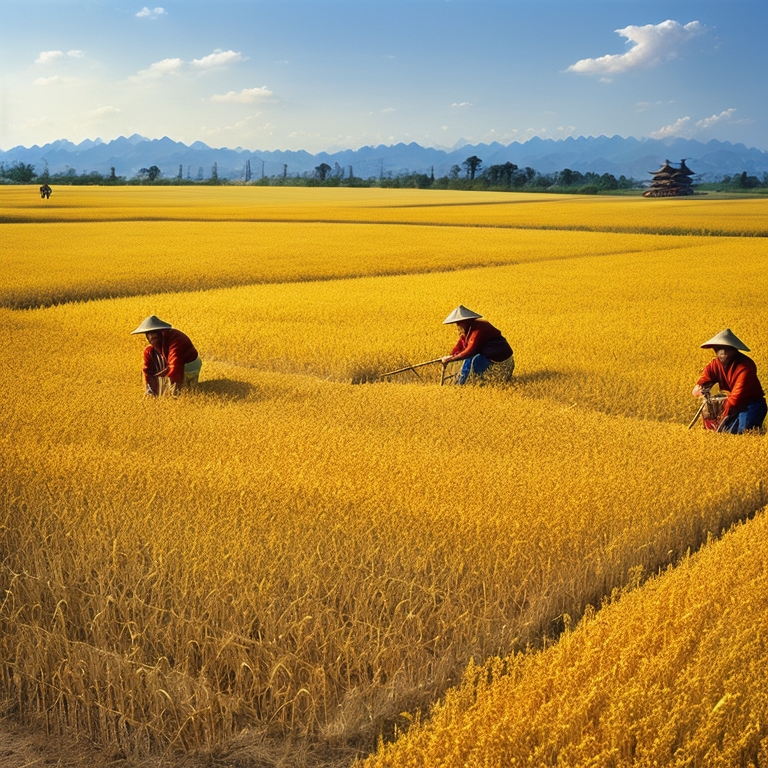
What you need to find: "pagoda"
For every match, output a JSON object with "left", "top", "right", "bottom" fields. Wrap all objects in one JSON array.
[{"left": 643, "top": 158, "right": 696, "bottom": 197}]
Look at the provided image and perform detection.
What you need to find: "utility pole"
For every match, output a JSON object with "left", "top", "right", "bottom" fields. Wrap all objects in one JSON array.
[{"left": 245, "top": 159, "right": 251, "bottom": 182}]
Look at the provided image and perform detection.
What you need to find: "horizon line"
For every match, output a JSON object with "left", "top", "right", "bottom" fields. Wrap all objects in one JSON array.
[{"left": 2, "top": 133, "right": 766, "bottom": 155}]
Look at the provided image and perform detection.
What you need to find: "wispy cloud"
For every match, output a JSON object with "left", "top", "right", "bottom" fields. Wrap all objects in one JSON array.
[
  {"left": 132, "top": 50, "right": 247, "bottom": 80},
  {"left": 211, "top": 86, "right": 273, "bottom": 103},
  {"left": 451, "top": 102, "right": 472, "bottom": 108},
  {"left": 36, "top": 50, "right": 64, "bottom": 64},
  {"left": 568, "top": 20, "right": 703, "bottom": 76},
  {"left": 650, "top": 108, "right": 741, "bottom": 139},
  {"left": 33, "top": 75, "right": 67, "bottom": 86},
  {"left": 696, "top": 108, "right": 736, "bottom": 129},
  {"left": 136, "top": 6, "right": 167, "bottom": 19},
  {"left": 649, "top": 116, "right": 692, "bottom": 139},
  {"left": 380, "top": 107, "right": 395, "bottom": 113},
  {"left": 192, "top": 50, "right": 248, "bottom": 69},
  {"left": 36, "top": 50, "right": 85, "bottom": 64},
  {"left": 89, "top": 106, "right": 122, "bottom": 118},
  {"left": 133, "top": 57, "right": 184, "bottom": 79}
]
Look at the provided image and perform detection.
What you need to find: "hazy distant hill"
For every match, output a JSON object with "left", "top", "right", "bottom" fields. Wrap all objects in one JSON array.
[{"left": 1, "top": 134, "right": 766, "bottom": 182}]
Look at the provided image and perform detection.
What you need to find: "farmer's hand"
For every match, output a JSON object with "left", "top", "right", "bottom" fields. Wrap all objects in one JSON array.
[
  {"left": 692, "top": 384, "right": 703, "bottom": 397},
  {"left": 441, "top": 356, "right": 452, "bottom": 365}
]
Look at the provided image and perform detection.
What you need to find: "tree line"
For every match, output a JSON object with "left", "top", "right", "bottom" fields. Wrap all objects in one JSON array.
[{"left": 2, "top": 156, "right": 767, "bottom": 194}]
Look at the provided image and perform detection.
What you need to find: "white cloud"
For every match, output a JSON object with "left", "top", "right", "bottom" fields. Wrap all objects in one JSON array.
[
  {"left": 133, "top": 57, "right": 184, "bottom": 79},
  {"left": 191, "top": 50, "right": 247, "bottom": 69},
  {"left": 650, "top": 116, "right": 692, "bottom": 139},
  {"left": 89, "top": 106, "right": 122, "bottom": 118},
  {"left": 33, "top": 75, "right": 68, "bottom": 86},
  {"left": 133, "top": 50, "right": 247, "bottom": 80},
  {"left": 650, "top": 109, "right": 746, "bottom": 139},
  {"left": 380, "top": 107, "right": 395, "bottom": 113},
  {"left": 36, "top": 50, "right": 64, "bottom": 64},
  {"left": 568, "top": 20, "right": 703, "bottom": 76},
  {"left": 136, "top": 7, "right": 167, "bottom": 19},
  {"left": 696, "top": 108, "right": 736, "bottom": 129},
  {"left": 67, "top": 50, "right": 84, "bottom": 58},
  {"left": 211, "top": 86, "right": 273, "bottom": 103},
  {"left": 451, "top": 102, "right": 472, "bottom": 108}
]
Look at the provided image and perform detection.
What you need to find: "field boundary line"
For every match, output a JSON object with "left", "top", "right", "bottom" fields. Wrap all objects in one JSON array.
[
  {"left": 1, "top": 216, "right": 765, "bottom": 238},
  {"left": 1, "top": 244, "right": 701, "bottom": 311}
]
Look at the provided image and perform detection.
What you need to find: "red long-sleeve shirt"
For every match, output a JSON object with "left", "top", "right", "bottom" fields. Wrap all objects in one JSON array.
[
  {"left": 143, "top": 329, "right": 198, "bottom": 386},
  {"left": 697, "top": 352, "right": 765, "bottom": 417},
  {"left": 451, "top": 319, "right": 503, "bottom": 360}
]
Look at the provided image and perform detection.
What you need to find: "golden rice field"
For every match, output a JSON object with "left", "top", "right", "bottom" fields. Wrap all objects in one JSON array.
[
  {"left": 1, "top": 186, "right": 767, "bottom": 766},
  {"left": 2, "top": 185, "right": 767, "bottom": 236},
  {"left": 362, "top": 510, "right": 768, "bottom": 768}
]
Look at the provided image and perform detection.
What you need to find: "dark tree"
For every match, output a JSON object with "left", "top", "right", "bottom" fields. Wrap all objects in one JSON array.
[
  {"left": 738, "top": 171, "right": 760, "bottom": 189},
  {"left": 484, "top": 162, "right": 519, "bottom": 187},
  {"left": 1, "top": 161, "right": 37, "bottom": 183},
  {"left": 315, "top": 163, "right": 332, "bottom": 181},
  {"left": 559, "top": 168, "right": 579, "bottom": 187},
  {"left": 138, "top": 165, "right": 162, "bottom": 182},
  {"left": 462, "top": 155, "right": 483, "bottom": 180}
]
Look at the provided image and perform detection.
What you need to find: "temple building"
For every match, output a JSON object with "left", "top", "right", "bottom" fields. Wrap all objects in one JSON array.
[{"left": 643, "top": 158, "right": 696, "bottom": 197}]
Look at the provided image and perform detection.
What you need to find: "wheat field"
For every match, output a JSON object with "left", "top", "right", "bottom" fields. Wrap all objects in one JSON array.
[{"left": 1, "top": 186, "right": 767, "bottom": 765}]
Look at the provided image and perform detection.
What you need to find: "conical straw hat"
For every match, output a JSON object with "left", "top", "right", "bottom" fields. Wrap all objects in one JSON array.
[
  {"left": 700, "top": 328, "right": 750, "bottom": 351},
  {"left": 130, "top": 315, "right": 173, "bottom": 335},
  {"left": 443, "top": 305, "right": 482, "bottom": 324}
]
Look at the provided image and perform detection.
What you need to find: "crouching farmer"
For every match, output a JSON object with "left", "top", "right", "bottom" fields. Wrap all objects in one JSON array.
[
  {"left": 441, "top": 305, "right": 513, "bottom": 385},
  {"left": 692, "top": 329, "right": 766, "bottom": 433},
  {"left": 131, "top": 315, "right": 202, "bottom": 396}
]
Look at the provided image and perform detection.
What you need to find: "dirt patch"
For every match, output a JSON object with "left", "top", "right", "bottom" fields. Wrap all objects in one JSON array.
[
  {"left": 0, "top": 719, "right": 367, "bottom": 767},
  {"left": 0, "top": 719, "right": 116, "bottom": 768}
]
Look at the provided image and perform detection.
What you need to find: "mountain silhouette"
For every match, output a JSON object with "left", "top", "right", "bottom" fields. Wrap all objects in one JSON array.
[{"left": 1, "top": 135, "right": 766, "bottom": 181}]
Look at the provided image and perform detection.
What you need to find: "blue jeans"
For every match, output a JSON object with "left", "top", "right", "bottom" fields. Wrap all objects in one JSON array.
[
  {"left": 720, "top": 399, "right": 767, "bottom": 434},
  {"left": 456, "top": 354, "right": 493, "bottom": 385}
]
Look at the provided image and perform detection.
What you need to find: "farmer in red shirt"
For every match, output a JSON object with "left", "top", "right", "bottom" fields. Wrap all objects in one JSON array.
[
  {"left": 692, "top": 329, "right": 766, "bottom": 433},
  {"left": 131, "top": 316, "right": 202, "bottom": 396},
  {"left": 441, "top": 305, "right": 513, "bottom": 385}
]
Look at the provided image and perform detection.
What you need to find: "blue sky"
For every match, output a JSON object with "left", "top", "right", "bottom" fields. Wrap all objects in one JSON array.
[{"left": 1, "top": 0, "right": 765, "bottom": 152}]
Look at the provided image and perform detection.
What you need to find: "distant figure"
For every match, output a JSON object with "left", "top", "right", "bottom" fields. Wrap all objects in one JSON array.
[
  {"left": 39, "top": 183, "right": 52, "bottom": 199},
  {"left": 692, "top": 329, "right": 766, "bottom": 433},
  {"left": 130, "top": 315, "right": 202, "bottom": 396},
  {"left": 441, "top": 305, "right": 513, "bottom": 385}
]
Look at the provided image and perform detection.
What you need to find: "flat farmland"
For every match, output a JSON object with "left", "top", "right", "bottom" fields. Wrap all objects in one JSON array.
[{"left": 1, "top": 187, "right": 767, "bottom": 766}]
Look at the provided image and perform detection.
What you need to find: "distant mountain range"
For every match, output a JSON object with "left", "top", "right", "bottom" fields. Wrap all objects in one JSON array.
[{"left": 2, "top": 134, "right": 767, "bottom": 182}]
